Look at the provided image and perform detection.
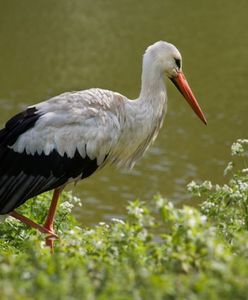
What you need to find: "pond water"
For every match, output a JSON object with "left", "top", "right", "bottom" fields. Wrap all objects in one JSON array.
[{"left": 0, "top": 0, "right": 247, "bottom": 224}]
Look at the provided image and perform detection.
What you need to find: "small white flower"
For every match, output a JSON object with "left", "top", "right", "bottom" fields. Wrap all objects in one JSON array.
[
  {"left": 222, "top": 184, "right": 233, "bottom": 194},
  {"left": 231, "top": 142, "right": 244, "bottom": 156},
  {"left": 74, "top": 226, "right": 82, "bottom": 231},
  {"left": 92, "top": 239, "right": 103, "bottom": 249},
  {"left": 215, "top": 184, "right": 221, "bottom": 191},
  {"left": 60, "top": 201, "right": 74, "bottom": 213},
  {"left": 187, "top": 181, "right": 198, "bottom": 192},
  {"left": 215, "top": 244, "right": 224, "bottom": 255},
  {"left": 201, "top": 201, "right": 216, "bottom": 214},
  {"left": 202, "top": 181, "right": 213, "bottom": 190},
  {"left": 84, "top": 229, "right": 95, "bottom": 236},
  {"left": 40, "top": 241, "right": 46, "bottom": 248},
  {"left": 230, "top": 191, "right": 242, "bottom": 200},
  {"left": 110, "top": 246, "right": 119, "bottom": 257},
  {"left": 224, "top": 162, "right": 233, "bottom": 176},
  {"left": 200, "top": 215, "right": 207, "bottom": 223},
  {"left": 187, "top": 208, "right": 194, "bottom": 216},
  {"left": 237, "top": 139, "right": 248, "bottom": 145},
  {"left": 237, "top": 180, "right": 248, "bottom": 193},
  {"left": 187, "top": 217, "right": 197, "bottom": 227},
  {"left": 155, "top": 197, "right": 166, "bottom": 209},
  {"left": 72, "top": 196, "right": 82, "bottom": 206},
  {"left": 137, "top": 229, "right": 148, "bottom": 241},
  {"left": 22, "top": 271, "right": 31, "bottom": 280},
  {"left": 111, "top": 218, "right": 125, "bottom": 225},
  {"left": 127, "top": 205, "right": 144, "bottom": 217}
]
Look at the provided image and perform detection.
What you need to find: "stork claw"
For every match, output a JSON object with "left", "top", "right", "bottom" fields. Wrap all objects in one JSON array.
[
  {"left": 45, "top": 233, "right": 59, "bottom": 253},
  {"left": 46, "top": 232, "right": 59, "bottom": 240}
]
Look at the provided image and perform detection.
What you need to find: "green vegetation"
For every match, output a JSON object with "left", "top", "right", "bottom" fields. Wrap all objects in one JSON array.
[{"left": 1, "top": 140, "right": 248, "bottom": 300}]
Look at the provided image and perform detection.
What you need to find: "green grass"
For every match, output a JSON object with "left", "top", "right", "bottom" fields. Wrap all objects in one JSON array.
[{"left": 1, "top": 139, "right": 248, "bottom": 300}]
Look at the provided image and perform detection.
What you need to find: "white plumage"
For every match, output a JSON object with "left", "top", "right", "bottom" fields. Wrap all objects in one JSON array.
[
  {"left": 10, "top": 82, "right": 165, "bottom": 169},
  {"left": 0, "top": 41, "right": 207, "bottom": 248},
  {"left": 11, "top": 89, "right": 124, "bottom": 165}
]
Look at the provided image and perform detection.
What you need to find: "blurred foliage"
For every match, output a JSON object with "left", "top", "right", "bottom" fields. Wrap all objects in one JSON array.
[{"left": 1, "top": 139, "right": 248, "bottom": 300}]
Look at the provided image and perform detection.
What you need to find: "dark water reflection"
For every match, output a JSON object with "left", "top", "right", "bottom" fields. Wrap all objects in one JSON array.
[{"left": 0, "top": 0, "right": 247, "bottom": 224}]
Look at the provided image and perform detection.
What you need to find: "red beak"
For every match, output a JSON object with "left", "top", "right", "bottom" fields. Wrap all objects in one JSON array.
[{"left": 170, "top": 72, "right": 207, "bottom": 125}]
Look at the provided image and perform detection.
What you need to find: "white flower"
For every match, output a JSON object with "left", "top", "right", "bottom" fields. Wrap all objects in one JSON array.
[
  {"left": 137, "top": 229, "right": 148, "bottom": 241},
  {"left": 60, "top": 201, "right": 74, "bottom": 213},
  {"left": 187, "top": 217, "right": 197, "bottom": 227},
  {"left": 201, "top": 201, "right": 216, "bottom": 214},
  {"left": 111, "top": 218, "right": 125, "bottom": 225},
  {"left": 21, "top": 271, "right": 31, "bottom": 280},
  {"left": 187, "top": 181, "right": 198, "bottom": 192},
  {"left": 99, "top": 222, "right": 106, "bottom": 226},
  {"left": 224, "top": 162, "right": 233, "bottom": 176},
  {"left": 155, "top": 197, "right": 167, "bottom": 209},
  {"left": 200, "top": 215, "right": 207, "bottom": 223},
  {"left": 92, "top": 239, "right": 103, "bottom": 249},
  {"left": 84, "top": 229, "right": 95, "bottom": 236},
  {"left": 221, "top": 184, "right": 233, "bottom": 194},
  {"left": 202, "top": 181, "right": 213, "bottom": 190},
  {"left": 72, "top": 196, "right": 82, "bottom": 206},
  {"left": 237, "top": 139, "right": 248, "bottom": 145},
  {"left": 168, "top": 201, "right": 174, "bottom": 209},
  {"left": 127, "top": 205, "right": 144, "bottom": 217},
  {"left": 215, "top": 184, "right": 221, "bottom": 191},
  {"left": 237, "top": 180, "right": 248, "bottom": 193},
  {"left": 74, "top": 226, "right": 83, "bottom": 232},
  {"left": 231, "top": 142, "right": 244, "bottom": 156},
  {"left": 230, "top": 191, "right": 242, "bottom": 200},
  {"left": 215, "top": 244, "right": 224, "bottom": 255}
]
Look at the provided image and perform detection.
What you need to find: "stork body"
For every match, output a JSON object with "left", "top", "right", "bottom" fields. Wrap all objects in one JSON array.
[
  {"left": 0, "top": 87, "right": 166, "bottom": 214},
  {"left": 0, "top": 41, "right": 207, "bottom": 248}
]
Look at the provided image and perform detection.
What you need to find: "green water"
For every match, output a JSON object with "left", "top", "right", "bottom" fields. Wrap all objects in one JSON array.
[{"left": 0, "top": 0, "right": 247, "bottom": 224}]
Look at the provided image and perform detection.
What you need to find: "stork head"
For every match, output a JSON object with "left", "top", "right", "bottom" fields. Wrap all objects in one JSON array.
[{"left": 144, "top": 41, "right": 207, "bottom": 125}]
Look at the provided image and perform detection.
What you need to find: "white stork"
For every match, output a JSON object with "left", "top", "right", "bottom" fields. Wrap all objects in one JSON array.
[{"left": 0, "top": 41, "right": 207, "bottom": 248}]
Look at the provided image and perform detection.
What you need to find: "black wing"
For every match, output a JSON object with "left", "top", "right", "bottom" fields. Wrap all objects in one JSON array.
[{"left": 0, "top": 108, "right": 98, "bottom": 214}]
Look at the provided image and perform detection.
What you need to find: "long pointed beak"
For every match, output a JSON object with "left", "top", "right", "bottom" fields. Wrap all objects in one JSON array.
[{"left": 170, "top": 72, "right": 207, "bottom": 125}]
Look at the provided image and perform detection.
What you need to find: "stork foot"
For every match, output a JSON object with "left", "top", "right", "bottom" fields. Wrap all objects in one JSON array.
[
  {"left": 9, "top": 189, "right": 62, "bottom": 252},
  {"left": 45, "top": 233, "right": 58, "bottom": 253},
  {"left": 10, "top": 211, "right": 58, "bottom": 237},
  {"left": 10, "top": 210, "right": 58, "bottom": 252}
]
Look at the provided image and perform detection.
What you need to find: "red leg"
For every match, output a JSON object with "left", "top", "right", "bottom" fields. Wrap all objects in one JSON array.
[
  {"left": 10, "top": 210, "right": 58, "bottom": 237},
  {"left": 43, "top": 188, "right": 61, "bottom": 250},
  {"left": 9, "top": 188, "right": 62, "bottom": 251}
]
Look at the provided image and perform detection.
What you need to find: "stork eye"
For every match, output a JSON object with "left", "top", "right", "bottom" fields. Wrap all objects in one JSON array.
[{"left": 175, "top": 58, "right": 181, "bottom": 69}]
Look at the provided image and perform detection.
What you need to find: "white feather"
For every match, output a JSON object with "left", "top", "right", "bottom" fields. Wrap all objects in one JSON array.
[{"left": 10, "top": 89, "right": 125, "bottom": 166}]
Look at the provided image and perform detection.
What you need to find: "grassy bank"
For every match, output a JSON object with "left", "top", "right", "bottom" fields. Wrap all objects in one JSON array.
[{"left": 1, "top": 139, "right": 248, "bottom": 300}]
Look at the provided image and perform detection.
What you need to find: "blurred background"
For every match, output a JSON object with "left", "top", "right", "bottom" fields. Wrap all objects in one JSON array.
[{"left": 0, "top": 0, "right": 247, "bottom": 224}]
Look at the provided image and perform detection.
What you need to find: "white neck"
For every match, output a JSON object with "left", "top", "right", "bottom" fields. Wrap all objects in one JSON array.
[
  {"left": 115, "top": 54, "right": 168, "bottom": 169},
  {"left": 138, "top": 55, "right": 166, "bottom": 103}
]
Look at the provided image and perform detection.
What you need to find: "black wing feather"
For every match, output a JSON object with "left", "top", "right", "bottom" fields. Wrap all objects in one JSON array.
[
  {"left": 0, "top": 107, "right": 99, "bottom": 214},
  {"left": 0, "top": 107, "right": 40, "bottom": 146}
]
